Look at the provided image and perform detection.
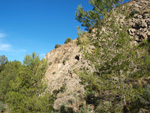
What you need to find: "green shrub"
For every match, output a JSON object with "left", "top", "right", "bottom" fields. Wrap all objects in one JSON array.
[
  {"left": 63, "top": 58, "right": 68, "bottom": 65},
  {"left": 78, "top": 14, "right": 150, "bottom": 112},
  {"left": 49, "top": 62, "right": 52, "bottom": 65},
  {"left": 64, "top": 38, "right": 72, "bottom": 44},
  {"left": 126, "top": 9, "right": 140, "bottom": 19},
  {"left": 63, "top": 60, "right": 66, "bottom": 65},
  {"left": 55, "top": 44, "right": 61, "bottom": 49},
  {"left": 52, "top": 72, "right": 56, "bottom": 75},
  {"left": 0, "top": 101, "right": 4, "bottom": 112},
  {"left": 130, "top": 9, "right": 140, "bottom": 17},
  {"left": 144, "top": 85, "right": 150, "bottom": 101},
  {"left": 2, "top": 53, "right": 54, "bottom": 112},
  {"left": 142, "top": 84, "right": 150, "bottom": 109}
]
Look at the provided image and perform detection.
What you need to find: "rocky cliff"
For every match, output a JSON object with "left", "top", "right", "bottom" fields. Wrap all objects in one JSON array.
[
  {"left": 126, "top": 0, "right": 150, "bottom": 43},
  {"left": 45, "top": 0, "right": 150, "bottom": 111},
  {"left": 45, "top": 39, "right": 90, "bottom": 111}
]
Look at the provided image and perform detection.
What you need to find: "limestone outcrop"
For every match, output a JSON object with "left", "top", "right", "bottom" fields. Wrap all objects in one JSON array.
[
  {"left": 126, "top": 0, "right": 150, "bottom": 42},
  {"left": 45, "top": 39, "right": 90, "bottom": 111}
]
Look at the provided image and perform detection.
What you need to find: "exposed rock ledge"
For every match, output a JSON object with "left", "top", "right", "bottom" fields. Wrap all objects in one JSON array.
[{"left": 45, "top": 39, "right": 90, "bottom": 111}]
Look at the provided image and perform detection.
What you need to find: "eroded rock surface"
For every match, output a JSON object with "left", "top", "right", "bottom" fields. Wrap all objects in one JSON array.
[
  {"left": 45, "top": 39, "right": 90, "bottom": 111},
  {"left": 126, "top": 0, "right": 150, "bottom": 42}
]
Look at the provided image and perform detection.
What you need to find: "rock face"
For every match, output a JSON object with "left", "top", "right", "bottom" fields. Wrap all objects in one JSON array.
[
  {"left": 44, "top": 0, "right": 150, "bottom": 111},
  {"left": 45, "top": 39, "right": 90, "bottom": 111},
  {"left": 126, "top": 0, "right": 150, "bottom": 42}
]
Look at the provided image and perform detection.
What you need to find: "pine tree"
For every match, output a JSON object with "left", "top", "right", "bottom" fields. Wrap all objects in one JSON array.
[
  {"left": 0, "top": 55, "right": 8, "bottom": 72},
  {"left": 4, "top": 53, "right": 54, "bottom": 112},
  {"left": 75, "top": 0, "right": 124, "bottom": 31},
  {"left": 78, "top": 11, "right": 150, "bottom": 112},
  {"left": 0, "top": 61, "right": 21, "bottom": 100}
]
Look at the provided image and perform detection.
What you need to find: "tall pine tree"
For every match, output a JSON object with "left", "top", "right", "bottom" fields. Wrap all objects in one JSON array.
[{"left": 75, "top": 0, "right": 124, "bottom": 31}]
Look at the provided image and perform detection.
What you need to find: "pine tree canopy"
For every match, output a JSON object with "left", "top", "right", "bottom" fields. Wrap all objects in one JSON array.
[{"left": 75, "top": 0, "right": 124, "bottom": 31}]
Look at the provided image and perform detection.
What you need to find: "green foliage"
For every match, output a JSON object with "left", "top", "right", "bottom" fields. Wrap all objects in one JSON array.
[
  {"left": 0, "top": 52, "right": 55, "bottom": 112},
  {"left": 52, "top": 72, "right": 56, "bottom": 74},
  {"left": 0, "top": 55, "right": 8, "bottom": 66},
  {"left": 0, "top": 101, "right": 5, "bottom": 112},
  {"left": 63, "top": 58, "right": 68, "bottom": 65},
  {"left": 77, "top": 26, "right": 84, "bottom": 37},
  {"left": 58, "top": 105, "right": 74, "bottom": 113},
  {"left": 130, "top": 9, "right": 140, "bottom": 16},
  {"left": 6, "top": 92, "right": 54, "bottom": 113},
  {"left": 78, "top": 10, "right": 150, "bottom": 112},
  {"left": 144, "top": 85, "right": 150, "bottom": 102},
  {"left": 76, "top": 26, "right": 85, "bottom": 45},
  {"left": 0, "top": 55, "right": 8, "bottom": 72},
  {"left": 64, "top": 37, "right": 72, "bottom": 44},
  {"left": 140, "top": 84, "right": 150, "bottom": 109},
  {"left": 75, "top": 0, "right": 124, "bottom": 31},
  {"left": 59, "top": 84, "right": 66, "bottom": 93},
  {"left": 79, "top": 104, "right": 92, "bottom": 113},
  {"left": 55, "top": 44, "right": 61, "bottom": 49},
  {"left": 0, "top": 60, "right": 22, "bottom": 100},
  {"left": 49, "top": 62, "right": 52, "bottom": 65},
  {"left": 76, "top": 1, "right": 150, "bottom": 111},
  {"left": 126, "top": 9, "right": 140, "bottom": 19}
]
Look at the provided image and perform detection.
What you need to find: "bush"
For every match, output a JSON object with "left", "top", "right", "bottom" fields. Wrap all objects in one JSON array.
[
  {"left": 126, "top": 9, "right": 140, "bottom": 19},
  {"left": 0, "top": 101, "right": 4, "bottom": 112},
  {"left": 55, "top": 44, "right": 61, "bottom": 49},
  {"left": 144, "top": 85, "right": 150, "bottom": 102},
  {"left": 130, "top": 9, "right": 140, "bottom": 17},
  {"left": 1, "top": 53, "right": 54, "bottom": 112},
  {"left": 64, "top": 38, "right": 72, "bottom": 44},
  {"left": 141, "top": 84, "right": 150, "bottom": 109}
]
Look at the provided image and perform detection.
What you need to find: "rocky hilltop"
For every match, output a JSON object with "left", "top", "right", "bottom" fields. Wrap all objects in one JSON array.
[{"left": 45, "top": 0, "right": 150, "bottom": 111}]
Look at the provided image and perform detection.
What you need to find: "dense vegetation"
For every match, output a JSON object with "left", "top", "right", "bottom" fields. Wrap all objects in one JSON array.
[
  {"left": 0, "top": 53, "right": 54, "bottom": 112},
  {"left": 1, "top": 0, "right": 150, "bottom": 112},
  {"left": 75, "top": 0, "right": 150, "bottom": 112}
]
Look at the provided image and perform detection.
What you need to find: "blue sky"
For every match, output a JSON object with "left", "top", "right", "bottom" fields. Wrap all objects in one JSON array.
[{"left": 0, "top": 0, "right": 130, "bottom": 62}]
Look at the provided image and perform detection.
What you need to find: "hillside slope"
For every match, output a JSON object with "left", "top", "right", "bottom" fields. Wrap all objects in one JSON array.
[
  {"left": 45, "top": 0, "right": 150, "bottom": 112},
  {"left": 45, "top": 39, "right": 92, "bottom": 111}
]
